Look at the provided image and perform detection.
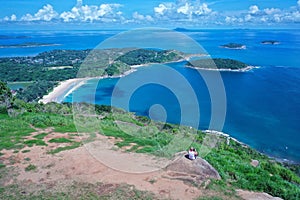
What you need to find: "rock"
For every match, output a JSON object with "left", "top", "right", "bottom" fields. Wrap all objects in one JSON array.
[
  {"left": 237, "top": 189, "right": 283, "bottom": 200},
  {"left": 163, "top": 151, "right": 220, "bottom": 185},
  {"left": 250, "top": 159, "right": 259, "bottom": 167}
]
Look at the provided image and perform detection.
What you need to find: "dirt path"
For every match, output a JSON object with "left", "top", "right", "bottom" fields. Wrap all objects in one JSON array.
[
  {"left": 0, "top": 126, "right": 285, "bottom": 200},
  {"left": 1, "top": 128, "right": 208, "bottom": 199}
]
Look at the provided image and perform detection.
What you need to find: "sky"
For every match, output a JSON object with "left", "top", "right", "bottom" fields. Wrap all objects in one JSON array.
[{"left": 1, "top": 0, "right": 300, "bottom": 29}]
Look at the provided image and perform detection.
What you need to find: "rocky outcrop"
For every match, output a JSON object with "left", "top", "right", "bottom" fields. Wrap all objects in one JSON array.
[
  {"left": 237, "top": 189, "right": 283, "bottom": 200},
  {"left": 163, "top": 152, "right": 221, "bottom": 185}
]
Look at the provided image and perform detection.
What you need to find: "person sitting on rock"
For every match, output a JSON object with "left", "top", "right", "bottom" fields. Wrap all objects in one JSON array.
[{"left": 188, "top": 147, "right": 198, "bottom": 160}]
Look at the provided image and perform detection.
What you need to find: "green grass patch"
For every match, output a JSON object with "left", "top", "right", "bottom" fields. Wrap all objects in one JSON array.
[
  {"left": 48, "top": 142, "right": 81, "bottom": 154},
  {"left": 24, "top": 157, "right": 31, "bottom": 161},
  {"left": 0, "top": 114, "right": 35, "bottom": 151},
  {"left": 21, "top": 149, "right": 30, "bottom": 153},
  {"left": 205, "top": 140, "right": 300, "bottom": 200},
  {"left": 24, "top": 139, "right": 47, "bottom": 147},
  {"left": 0, "top": 163, "right": 5, "bottom": 169},
  {"left": 22, "top": 113, "right": 76, "bottom": 132},
  {"left": 48, "top": 138, "right": 73, "bottom": 143},
  {"left": 33, "top": 133, "right": 48, "bottom": 140},
  {"left": 25, "top": 164, "right": 37, "bottom": 172}
]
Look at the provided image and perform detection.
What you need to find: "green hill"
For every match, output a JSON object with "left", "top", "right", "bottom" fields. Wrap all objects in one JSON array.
[{"left": 187, "top": 58, "right": 249, "bottom": 70}]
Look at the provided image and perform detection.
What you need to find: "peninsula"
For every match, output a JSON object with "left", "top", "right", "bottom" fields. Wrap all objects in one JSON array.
[
  {"left": 186, "top": 58, "right": 253, "bottom": 71},
  {"left": 0, "top": 42, "right": 60, "bottom": 48}
]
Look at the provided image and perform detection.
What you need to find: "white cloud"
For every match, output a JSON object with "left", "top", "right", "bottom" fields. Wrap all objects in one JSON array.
[
  {"left": 223, "top": 3, "right": 300, "bottom": 26},
  {"left": 21, "top": 4, "right": 58, "bottom": 21},
  {"left": 154, "top": 4, "right": 169, "bottom": 15},
  {"left": 249, "top": 5, "right": 259, "bottom": 14},
  {"left": 60, "top": 3, "right": 122, "bottom": 22},
  {"left": 2, "top": 0, "right": 300, "bottom": 26},
  {"left": 3, "top": 14, "right": 17, "bottom": 21},
  {"left": 264, "top": 8, "right": 281, "bottom": 15},
  {"left": 10, "top": 14, "right": 17, "bottom": 21},
  {"left": 153, "top": 0, "right": 213, "bottom": 22},
  {"left": 132, "top": 12, "right": 153, "bottom": 22}
]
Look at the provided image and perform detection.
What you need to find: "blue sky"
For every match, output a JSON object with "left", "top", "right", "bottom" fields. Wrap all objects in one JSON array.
[{"left": 1, "top": 0, "right": 300, "bottom": 29}]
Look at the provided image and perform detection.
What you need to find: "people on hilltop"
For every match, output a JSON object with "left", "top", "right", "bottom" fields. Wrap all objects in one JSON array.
[{"left": 188, "top": 147, "right": 198, "bottom": 160}]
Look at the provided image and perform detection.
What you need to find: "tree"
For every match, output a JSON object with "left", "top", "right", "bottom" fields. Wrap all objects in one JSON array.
[{"left": 0, "top": 81, "right": 13, "bottom": 114}]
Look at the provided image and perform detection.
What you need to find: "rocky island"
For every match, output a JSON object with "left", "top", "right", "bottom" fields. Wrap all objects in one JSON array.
[
  {"left": 186, "top": 58, "right": 253, "bottom": 71},
  {"left": 261, "top": 40, "right": 280, "bottom": 45},
  {"left": 220, "top": 43, "right": 246, "bottom": 49}
]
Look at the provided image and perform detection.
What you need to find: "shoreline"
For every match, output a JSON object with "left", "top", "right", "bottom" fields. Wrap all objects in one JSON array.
[
  {"left": 38, "top": 78, "right": 88, "bottom": 104},
  {"left": 0, "top": 43, "right": 61, "bottom": 49},
  {"left": 203, "top": 130, "right": 299, "bottom": 165},
  {"left": 38, "top": 68, "right": 138, "bottom": 104},
  {"left": 39, "top": 55, "right": 257, "bottom": 104},
  {"left": 39, "top": 53, "right": 206, "bottom": 104}
]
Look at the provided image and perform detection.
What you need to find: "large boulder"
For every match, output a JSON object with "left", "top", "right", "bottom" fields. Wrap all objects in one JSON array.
[
  {"left": 237, "top": 189, "right": 283, "bottom": 200},
  {"left": 163, "top": 152, "right": 221, "bottom": 185}
]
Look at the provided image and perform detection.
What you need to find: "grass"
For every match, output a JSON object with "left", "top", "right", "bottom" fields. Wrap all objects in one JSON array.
[
  {"left": 25, "top": 164, "right": 37, "bottom": 172},
  {"left": 33, "top": 133, "right": 48, "bottom": 140},
  {"left": 204, "top": 140, "right": 300, "bottom": 200},
  {"left": 48, "top": 138, "right": 73, "bottom": 143},
  {"left": 1, "top": 103, "right": 300, "bottom": 200},
  {"left": 48, "top": 142, "right": 81, "bottom": 154},
  {"left": 24, "top": 139, "right": 47, "bottom": 147},
  {"left": 21, "top": 113, "right": 77, "bottom": 132},
  {"left": 24, "top": 157, "right": 31, "bottom": 161},
  {"left": 0, "top": 114, "right": 35, "bottom": 151}
]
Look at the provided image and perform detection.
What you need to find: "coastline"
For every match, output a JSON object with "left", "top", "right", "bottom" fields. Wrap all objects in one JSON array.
[
  {"left": 203, "top": 130, "right": 299, "bottom": 165},
  {"left": 0, "top": 43, "right": 61, "bottom": 48},
  {"left": 38, "top": 78, "right": 88, "bottom": 104},
  {"left": 39, "top": 53, "right": 255, "bottom": 104},
  {"left": 39, "top": 53, "right": 206, "bottom": 104},
  {"left": 38, "top": 68, "right": 138, "bottom": 104}
]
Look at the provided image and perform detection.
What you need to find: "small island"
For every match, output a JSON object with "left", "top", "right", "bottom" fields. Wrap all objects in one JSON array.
[
  {"left": 186, "top": 58, "right": 252, "bottom": 71},
  {"left": 0, "top": 35, "right": 30, "bottom": 39},
  {"left": 261, "top": 40, "right": 280, "bottom": 45},
  {"left": 0, "top": 42, "right": 60, "bottom": 48},
  {"left": 220, "top": 43, "right": 246, "bottom": 49}
]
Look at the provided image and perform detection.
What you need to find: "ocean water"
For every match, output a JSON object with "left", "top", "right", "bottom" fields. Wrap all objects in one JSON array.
[{"left": 1, "top": 29, "right": 299, "bottom": 163}]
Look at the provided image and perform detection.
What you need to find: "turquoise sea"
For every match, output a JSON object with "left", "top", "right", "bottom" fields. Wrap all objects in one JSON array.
[{"left": 1, "top": 29, "right": 300, "bottom": 163}]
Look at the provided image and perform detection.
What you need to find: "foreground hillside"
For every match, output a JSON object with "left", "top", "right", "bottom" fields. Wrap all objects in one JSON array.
[{"left": 0, "top": 82, "right": 299, "bottom": 200}]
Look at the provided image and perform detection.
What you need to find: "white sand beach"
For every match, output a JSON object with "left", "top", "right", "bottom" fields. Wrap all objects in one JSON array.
[{"left": 39, "top": 78, "right": 87, "bottom": 104}]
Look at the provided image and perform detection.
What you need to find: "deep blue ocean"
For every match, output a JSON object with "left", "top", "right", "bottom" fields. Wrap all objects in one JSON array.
[{"left": 1, "top": 29, "right": 299, "bottom": 163}]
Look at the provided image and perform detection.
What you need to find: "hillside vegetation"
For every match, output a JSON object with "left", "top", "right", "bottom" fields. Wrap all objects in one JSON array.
[
  {"left": 187, "top": 58, "right": 248, "bottom": 70},
  {"left": 0, "top": 81, "right": 299, "bottom": 200},
  {"left": 0, "top": 48, "right": 184, "bottom": 102}
]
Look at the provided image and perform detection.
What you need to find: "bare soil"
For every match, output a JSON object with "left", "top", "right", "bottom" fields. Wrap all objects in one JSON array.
[{"left": 0, "top": 127, "right": 278, "bottom": 200}]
